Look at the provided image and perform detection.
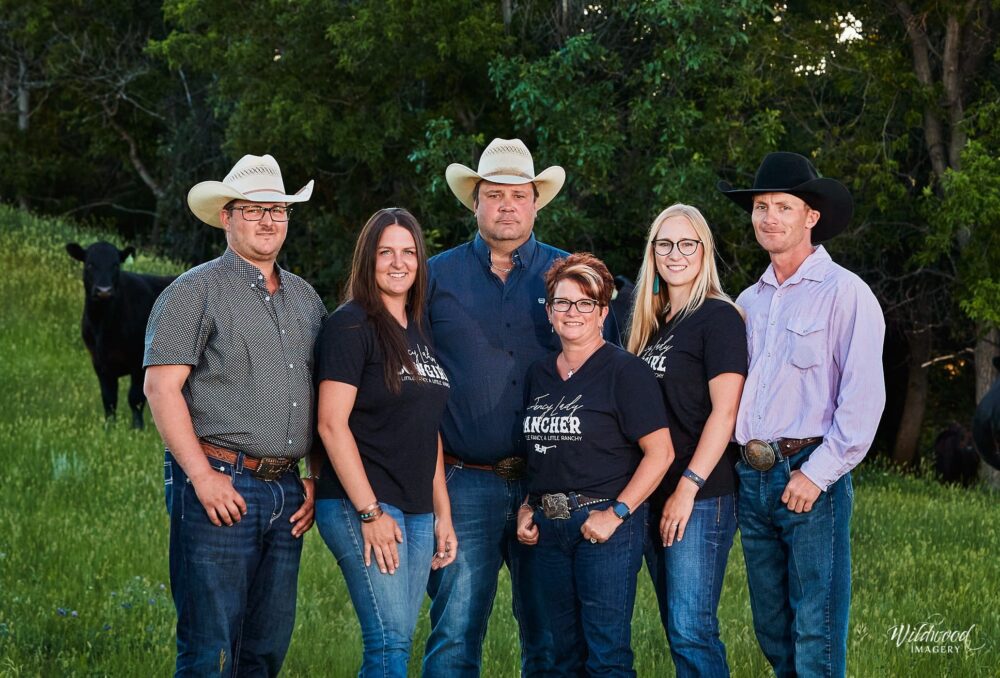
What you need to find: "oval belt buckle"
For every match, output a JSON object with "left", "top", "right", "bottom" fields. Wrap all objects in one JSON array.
[{"left": 745, "top": 439, "right": 776, "bottom": 472}]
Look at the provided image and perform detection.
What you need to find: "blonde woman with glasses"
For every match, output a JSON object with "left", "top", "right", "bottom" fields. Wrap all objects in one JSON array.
[{"left": 628, "top": 204, "right": 747, "bottom": 678}]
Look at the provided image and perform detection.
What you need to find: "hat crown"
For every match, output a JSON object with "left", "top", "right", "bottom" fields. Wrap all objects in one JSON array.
[
  {"left": 477, "top": 138, "right": 536, "bottom": 182},
  {"left": 222, "top": 154, "right": 288, "bottom": 195},
  {"left": 752, "top": 152, "right": 822, "bottom": 191}
]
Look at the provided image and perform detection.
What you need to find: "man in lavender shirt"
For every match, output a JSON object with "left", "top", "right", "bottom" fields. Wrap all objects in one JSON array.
[{"left": 718, "top": 152, "right": 885, "bottom": 678}]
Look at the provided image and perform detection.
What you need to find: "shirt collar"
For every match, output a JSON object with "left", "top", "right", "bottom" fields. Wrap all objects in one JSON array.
[
  {"left": 758, "top": 245, "right": 831, "bottom": 289},
  {"left": 222, "top": 247, "right": 283, "bottom": 288},
  {"left": 472, "top": 231, "right": 539, "bottom": 271}
]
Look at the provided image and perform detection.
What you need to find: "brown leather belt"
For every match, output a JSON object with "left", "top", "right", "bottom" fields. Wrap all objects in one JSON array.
[
  {"left": 443, "top": 453, "right": 526, "bottom": 481},
  {"left": 740, "top": 437, "right": 823, "bottom": 472},
  {"left": 200, "top": 441, "right": 297, "bottom": 481},
  {"left": 529, "top": 492, "right": 609, "bottom": 520}
]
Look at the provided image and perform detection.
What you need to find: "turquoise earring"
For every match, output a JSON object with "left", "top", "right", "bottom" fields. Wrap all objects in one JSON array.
[{"left": 653, "top": 275, "right": 660, "bottom": 294}]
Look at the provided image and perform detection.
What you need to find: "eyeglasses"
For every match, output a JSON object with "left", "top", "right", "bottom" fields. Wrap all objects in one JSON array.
[
  {"left": 229, "top": 205, "right": 293, "bottom": 222},
  {"left": 652, "top": 238, "right": 701, "bottom": 257},
  {"left": 549, "top": 298, "right": 601, "bottom": 313}
]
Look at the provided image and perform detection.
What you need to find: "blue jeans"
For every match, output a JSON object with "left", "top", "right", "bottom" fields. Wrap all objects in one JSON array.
[
  {"left": 165, "top": 451, "right": 305, "bottom": 677},
  {"left": 736, "top": 446, "right": 854, "bottom": 678},
  {"left": 524, "top": 500, "right": 648, "bottom": 677},
  {"left": 644, "top": 494, "right": 737, "bottom": 678},
  {"left": 423, "top": 464, "right": 545, "bottom": 677},
  {"left": 315, "top": 499, "right": 434, "bottom": 678}
]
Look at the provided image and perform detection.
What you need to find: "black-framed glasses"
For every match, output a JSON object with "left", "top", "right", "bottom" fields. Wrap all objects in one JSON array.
[
  {"left": 549, "top": 298, "right": 601, "bottom": 313},
  {"left": 229, "top": 205, "right": 293, "bottom": 222},
  {"left": 652, "top": 238, "right": 701, "bottom": 257}
]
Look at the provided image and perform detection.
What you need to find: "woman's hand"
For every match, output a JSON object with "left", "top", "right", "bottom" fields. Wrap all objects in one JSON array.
[
  {"left": 516, "top": 504, "right": 539, "bottom": 545},
  {"left": 431, "top": 515, "right": 458, "bottom": 570},
  {"left": 360, "top": 512, "right": 403, "bottom": 574},
  {"left": 660, "top": 485, "right": 696, "bottom": 547},
  {"left": 580, "top": 507, "right": 621, "bottom": 544}
]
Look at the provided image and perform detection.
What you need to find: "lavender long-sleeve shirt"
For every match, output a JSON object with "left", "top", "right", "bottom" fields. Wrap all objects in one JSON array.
[{"left": 735, "top": 246, "right": 886, "bottom": 491}]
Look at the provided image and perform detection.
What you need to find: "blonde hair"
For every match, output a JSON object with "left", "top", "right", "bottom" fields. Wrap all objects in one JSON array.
[{"left": 627, "top": 203, "right": 742, "bottom": 355}]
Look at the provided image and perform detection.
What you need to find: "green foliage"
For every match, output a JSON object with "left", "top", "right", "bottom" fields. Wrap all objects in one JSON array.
[{"left": 2, "top": 206, "right": 999, "bottom": 675}]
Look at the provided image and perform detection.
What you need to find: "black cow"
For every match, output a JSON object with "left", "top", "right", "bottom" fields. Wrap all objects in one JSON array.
[
  {"left": 66, "top": 241, "right": 175, "bottom": 429},
  {"left": 933, "top": 422, "right": 979, "bottom": 486},
  {"left": 973, "top": 356, "right": 1000, "bottom": 471}
]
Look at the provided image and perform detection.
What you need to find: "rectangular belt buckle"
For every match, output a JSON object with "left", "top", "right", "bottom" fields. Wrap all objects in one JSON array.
[
  {"left": 541, "top": 493, "right": 571, "bottom": 520},
  {"left": 253, "top": 457, "right": 292, "bottom": 481},
  {"left": 493, "top": 456, "right": 526, "bottom": 481},
  {"left": 743, "top": 439, "right": 777, "bottom": 472}
]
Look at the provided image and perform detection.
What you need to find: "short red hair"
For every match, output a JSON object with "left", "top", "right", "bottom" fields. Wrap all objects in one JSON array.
[{"left": 544, "top": 252, "right": 614, "bottom": 306}]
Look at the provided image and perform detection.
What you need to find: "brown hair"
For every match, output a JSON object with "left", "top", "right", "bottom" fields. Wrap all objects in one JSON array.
[
  {"left": 544, "top": 252, "right": 614, "bottom": 307},
  {"left": 345, "top": 207, "right": 429, "bottom": 393}
]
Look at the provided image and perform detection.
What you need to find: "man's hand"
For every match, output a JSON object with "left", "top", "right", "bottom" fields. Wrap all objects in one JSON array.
[
  {"left": 289, "top": 477, "right": 315, "bottom": 538},
  {"left": 781, "top": 470, "right": 822, "bottom": 513},
  {"left": 190, "top": 470, "right": 247, "bottom": 526}
]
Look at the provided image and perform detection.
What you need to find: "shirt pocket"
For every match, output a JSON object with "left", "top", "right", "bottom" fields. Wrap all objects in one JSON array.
[{"left": 786, "top": 320, "right": 825, "bottom": 369}]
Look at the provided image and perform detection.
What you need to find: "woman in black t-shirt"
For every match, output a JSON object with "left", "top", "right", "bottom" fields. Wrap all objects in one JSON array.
[
  {"left": 516, "top": 253, "right": 674, "bottom": 676},
  {"left": 628, "top": 203, "right": 747, "bottom": 678},
  {"left": 312, "top": 208, "right": 456, "bottom": 676}
]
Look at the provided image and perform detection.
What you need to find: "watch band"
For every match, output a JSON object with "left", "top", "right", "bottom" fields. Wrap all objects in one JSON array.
[
  {"left": 612, "top": 501, "right": 631, "bottom": 521},
  {"left": 682, "top": 468, "right": 706, "bottom": 488}
]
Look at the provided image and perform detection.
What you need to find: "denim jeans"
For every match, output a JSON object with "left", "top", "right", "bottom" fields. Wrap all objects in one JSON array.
[
  {"left": 524, "top": 500, "right": 647, "bottom": 678},
  {"left": 315, "top": 499, "right": 433, "bottom": 678},
  {"left": 165, "top": 450, "right": 305, "bottom": 677},
  {"left": 736, "top": 446, "right": 854, "bottom": 678},
  {"left": 644, "top": 493, "right": 737, "bottom": 678},
  {"left": 423, "top": 464, "right": 545, "bottom": 677}
]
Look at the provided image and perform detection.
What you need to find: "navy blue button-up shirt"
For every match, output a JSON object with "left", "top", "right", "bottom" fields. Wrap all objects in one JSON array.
[{"left": 428, "top": 232, "right": 619, "bottom": 465}]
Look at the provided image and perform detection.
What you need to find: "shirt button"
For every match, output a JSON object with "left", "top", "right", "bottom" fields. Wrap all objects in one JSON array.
[
  {"left": 265, "top": 296, "right": 271, "bottom": 301},
  {"left": 292, "top": 402, "right": 298, "bottom": 407},
  {"left": 508, "top": 350, "right": 514, "bottom": 356},
  {"left": 258, "top": 274, "right": 263, "bottom": 279},
  {"left": 288, "top": 363, "right": 294, "bottom": 369},
  {"left": 288, "top": 439, "right": 293, "bottom": 445},
  {"left": 512, "top": 380, "right": 517, "bottom": 385},
  {"left": 281, "top": 329, "right": 286, "bottom": 334}
]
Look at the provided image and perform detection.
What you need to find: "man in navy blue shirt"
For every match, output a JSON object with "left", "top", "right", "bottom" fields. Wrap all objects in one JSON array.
[{"left": 422, "top": 138, "right": 568, "bottom": 676}]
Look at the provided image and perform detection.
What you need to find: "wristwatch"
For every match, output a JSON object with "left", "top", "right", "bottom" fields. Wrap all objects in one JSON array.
[{"left": 612, "top": 501, "right": 631, "bottom": 521}]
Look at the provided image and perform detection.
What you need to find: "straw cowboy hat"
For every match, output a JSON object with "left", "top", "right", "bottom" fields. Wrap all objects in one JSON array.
[
  {"left": 717, "top": 152, "right": 853, "bottom": 242},
  {"left": 446, "top": 138, "right": 565, "bottom": 211},
  {"left": 188, "top": 154, "right": 314, "bottom": 228}
]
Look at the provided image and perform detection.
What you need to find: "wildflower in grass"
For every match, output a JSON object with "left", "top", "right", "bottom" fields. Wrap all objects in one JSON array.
[{"left": 57, "top": 608, "right": 67, "bottom": 616}]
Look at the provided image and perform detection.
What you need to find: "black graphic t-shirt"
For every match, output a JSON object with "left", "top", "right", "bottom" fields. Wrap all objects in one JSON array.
[
  {"left": 314, "top": 301, "right": 450, "bottom": 513},
  {"left": 638, "top": 299, "right": 747, "bottom": 504},
  {"left": 524, "top": 343, "right": 669, "bottom": 498}
]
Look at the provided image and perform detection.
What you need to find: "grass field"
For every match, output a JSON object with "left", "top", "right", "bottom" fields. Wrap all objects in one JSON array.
[{"left": 1, "top": 205, "right": 998, "bottom": 676}]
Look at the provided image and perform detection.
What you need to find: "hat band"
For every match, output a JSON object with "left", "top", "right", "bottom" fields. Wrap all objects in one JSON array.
[
  {"left": 483, "top": 168, "right": 534, "bottom": 181},
  {"left": 241, "top": 187, "right": 287, "bottom": 195}
]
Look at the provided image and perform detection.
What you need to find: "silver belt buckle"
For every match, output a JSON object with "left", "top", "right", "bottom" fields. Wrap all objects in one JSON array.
[
  {"left": 744, "top": 439, "right": 777, "bottom": 472},
  {"left": 541, "top": 493, "right": 571, "bottom": 520}
]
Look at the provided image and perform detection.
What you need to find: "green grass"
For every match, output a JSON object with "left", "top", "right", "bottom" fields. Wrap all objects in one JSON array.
[{"left": 1, "top": 205, "right": 997, "bottom": 676}]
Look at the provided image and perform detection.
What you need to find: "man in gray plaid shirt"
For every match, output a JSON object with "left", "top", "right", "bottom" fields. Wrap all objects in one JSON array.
[{"left": 144, "top": 154, "right": 326, "bottom": 676}]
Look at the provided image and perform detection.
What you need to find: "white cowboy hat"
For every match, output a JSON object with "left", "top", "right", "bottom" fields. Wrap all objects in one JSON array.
[
  {"left": 187, "top": 154, "right": 315, "bottom": 228},
  {"left": 445, "top": 138, "right": 565, "bottom": 211}
]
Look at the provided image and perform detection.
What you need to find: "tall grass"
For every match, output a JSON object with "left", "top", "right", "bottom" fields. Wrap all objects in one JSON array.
[{"left": 0, "top": 205, "right": 996, "bottom": 676}]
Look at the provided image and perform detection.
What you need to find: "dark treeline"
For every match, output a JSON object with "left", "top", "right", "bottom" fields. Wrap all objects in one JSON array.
[{"left": 1, "top": 1, "right": 998, "bottom": 471}]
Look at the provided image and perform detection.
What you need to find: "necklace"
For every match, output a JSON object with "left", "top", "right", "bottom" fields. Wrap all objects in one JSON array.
[
  {"left": 560, "top": 341, "right": 604, "bottom": 379},
  {"left": 489, "top": 252, "right": 514, "bottom": 274}
]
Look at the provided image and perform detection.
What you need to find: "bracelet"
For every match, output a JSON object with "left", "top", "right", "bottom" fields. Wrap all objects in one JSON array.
[
  {"left": 359, "top": 504, "right": 383, "bottom": 523},
  {"left": 682, "top": 468, "right": 706, "bottom": 488},
  {"left": 357, "top": 501, "right": 379, "bottom": 515},
  {"left": 519, "top": 502, "right": 533, "bottom": 511}
]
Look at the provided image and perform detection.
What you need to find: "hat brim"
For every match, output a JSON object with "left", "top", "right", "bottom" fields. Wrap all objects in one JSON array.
[
  {"left": 717, "top": 177, "right": 853, "bottom": 242},
  {"left": 187, "top": 180, "right": 315, "bottom": 228},
  {"left": 445, "top": 164, "right": 566, "bottom": 212}
]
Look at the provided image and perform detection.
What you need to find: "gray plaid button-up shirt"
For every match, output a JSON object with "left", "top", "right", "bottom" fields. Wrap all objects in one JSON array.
[{"left": 144, "top": 248, "right": 327, "bottom": 459}]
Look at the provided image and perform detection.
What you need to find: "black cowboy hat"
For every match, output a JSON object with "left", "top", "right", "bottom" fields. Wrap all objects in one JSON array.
[{"left": 717, "top": 152, "right": 853, "bottom": 242}]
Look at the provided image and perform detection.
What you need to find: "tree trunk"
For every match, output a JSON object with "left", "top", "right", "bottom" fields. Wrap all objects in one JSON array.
[
  {"left": 976, "top": 325, "right": 1000, "bottom": 486},
  {"left": 893, "top": 327, "right": 932, "bottom": 465},
  {"left": 501, "top": 0, "right": 511, "bottom": 29}
]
